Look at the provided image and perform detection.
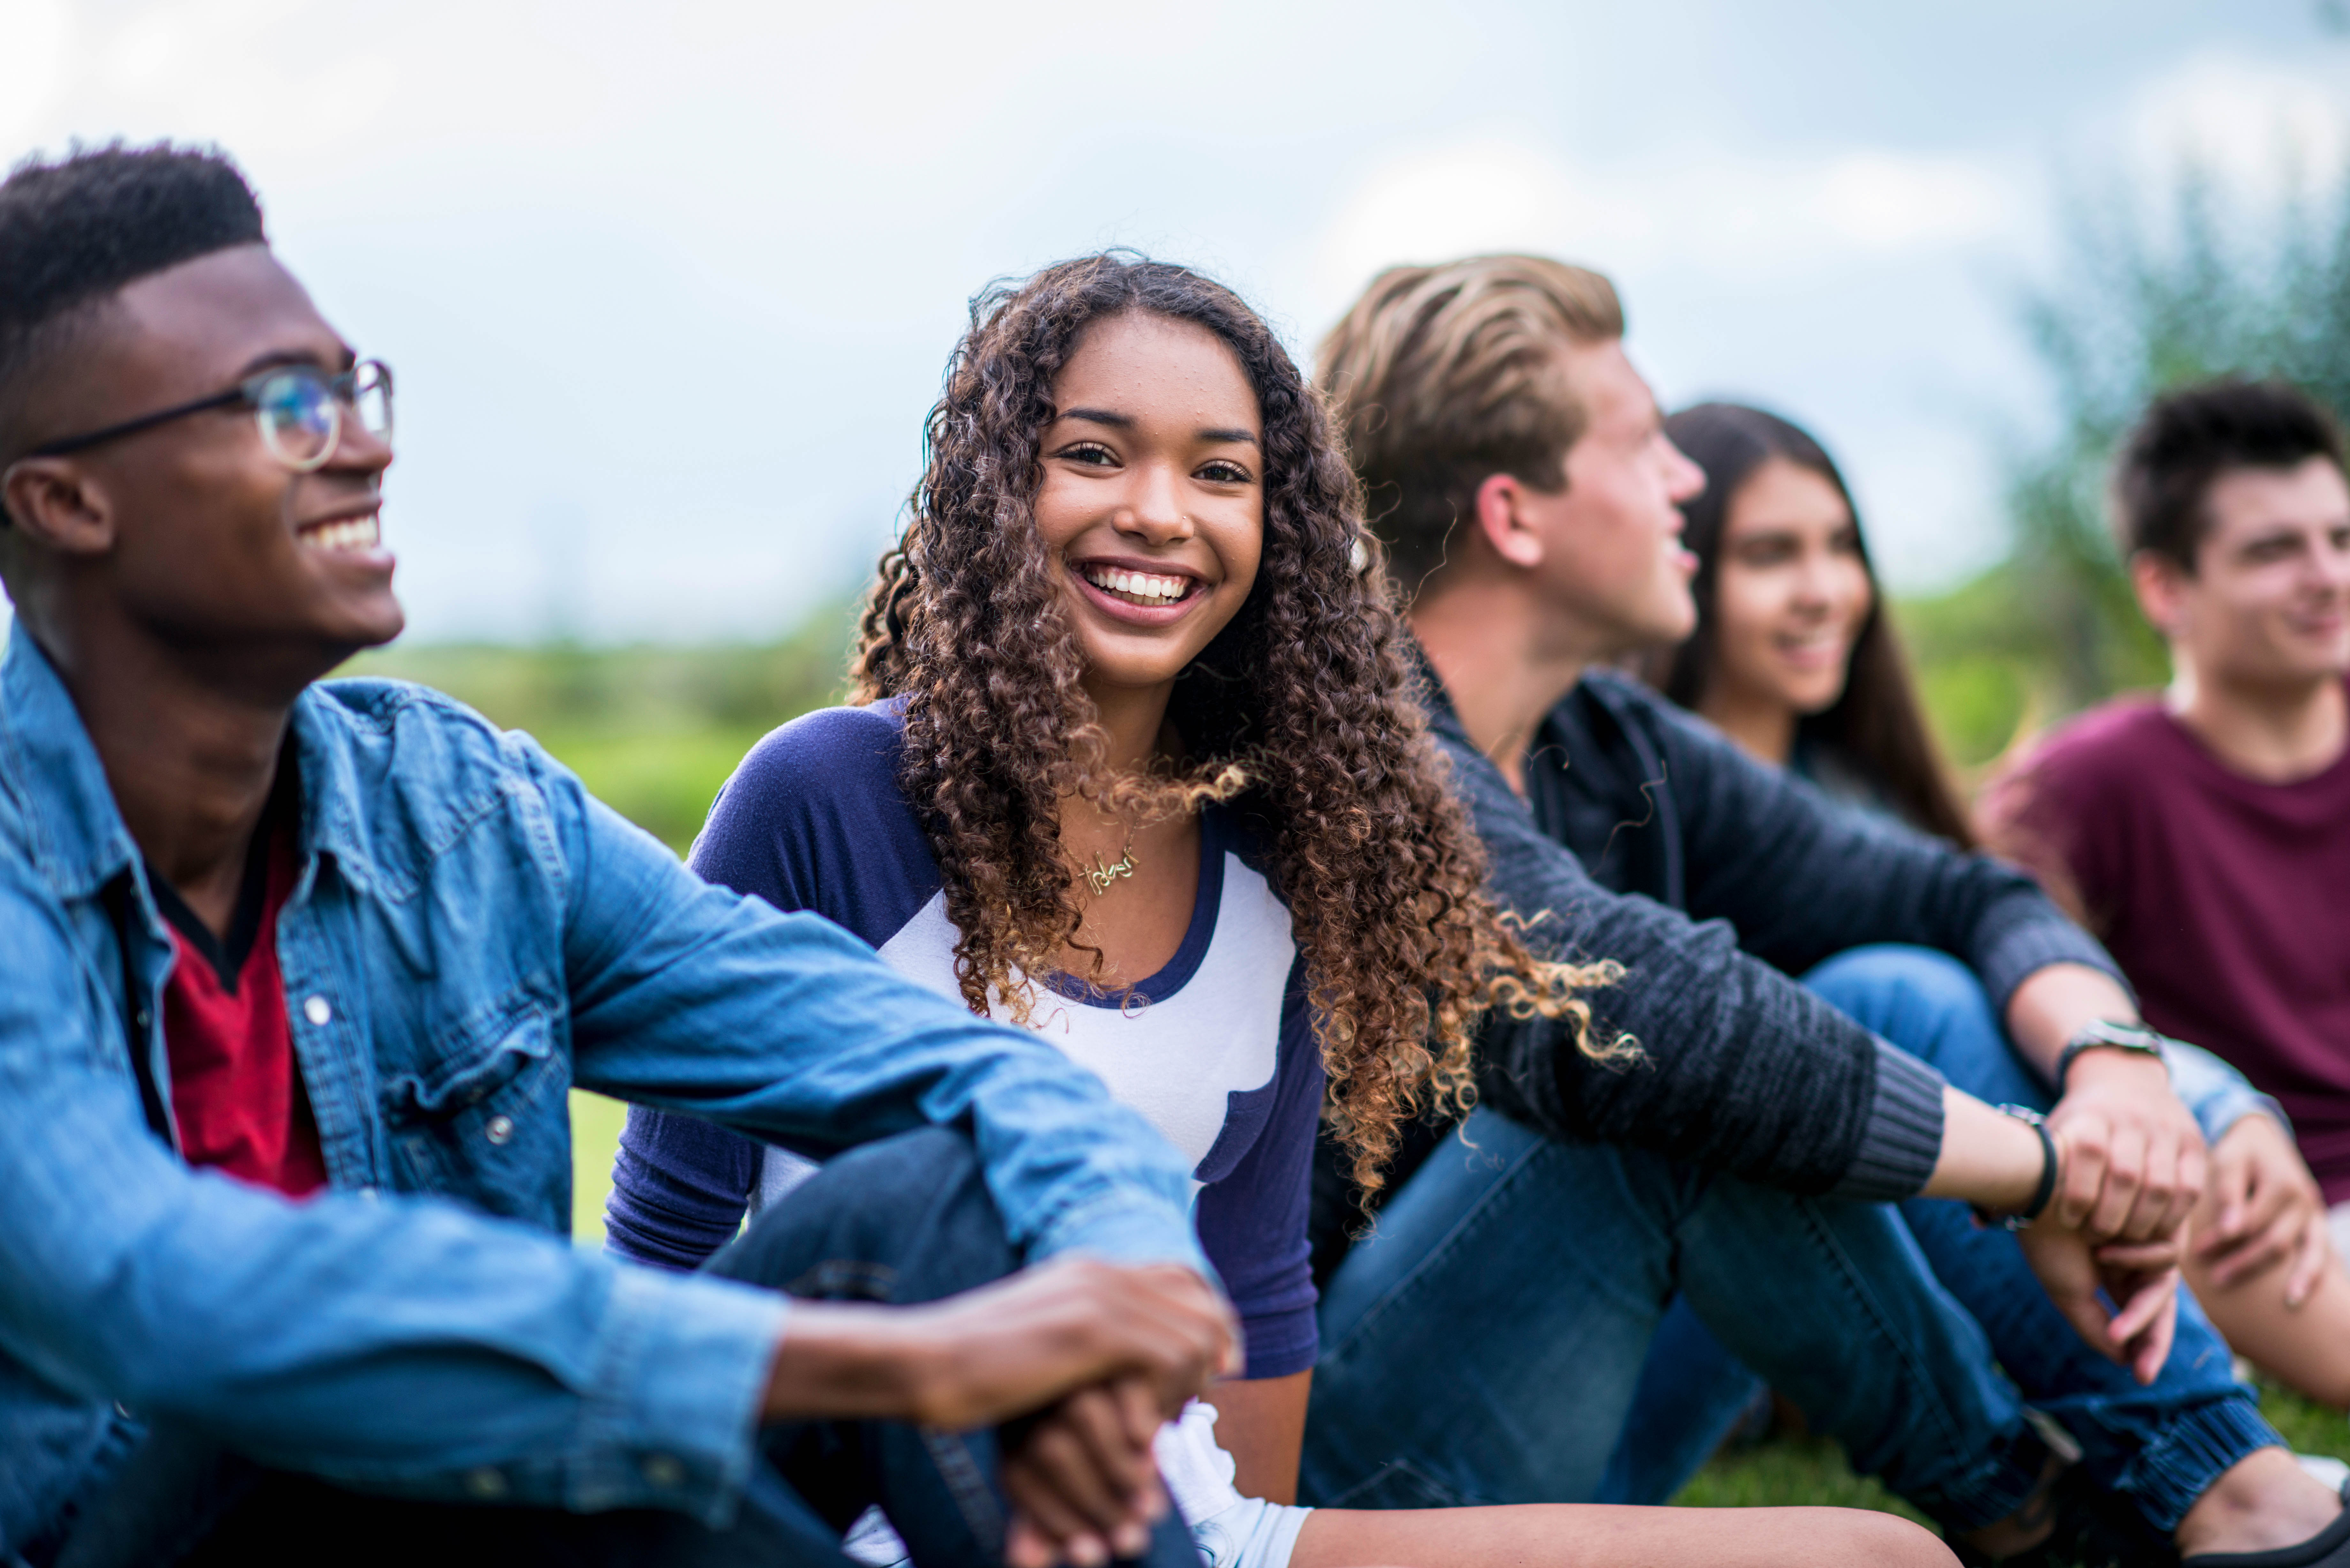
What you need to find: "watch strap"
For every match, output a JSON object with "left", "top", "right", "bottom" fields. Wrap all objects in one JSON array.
[
  {"left": 2057, "top": 1019, "right": 2169, "bottom": 1087},
  {"left": 1971, "top": 1104, "right": 2058, "bottom": 1233}
]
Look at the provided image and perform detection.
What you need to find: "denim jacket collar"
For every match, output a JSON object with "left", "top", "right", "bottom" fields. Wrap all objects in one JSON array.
[
  {"left": 1, "top": 621, "right": 144, "bottom": 904},
  {"left": 2, "top": 619, "right": 385, "bottom": 907}
]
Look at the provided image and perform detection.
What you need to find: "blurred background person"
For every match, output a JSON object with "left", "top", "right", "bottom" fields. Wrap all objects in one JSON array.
[
  {"left": 1642, "top": 402, "right": 1970, "bottom": 841},
  {"left": 1643, "top": 397, "right": 2350, "bottom": 1412},
  {"left": 1982, "top": 378, "right": 2350, "bottom": 1410}
]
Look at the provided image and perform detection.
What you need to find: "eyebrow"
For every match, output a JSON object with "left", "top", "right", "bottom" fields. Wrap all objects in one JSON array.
[
  {"left": 1058, "top": 407, "right": 1261, "bottom": 448},
  {"left": 233, "top": 344, "right": 355, "bottom": 378}
]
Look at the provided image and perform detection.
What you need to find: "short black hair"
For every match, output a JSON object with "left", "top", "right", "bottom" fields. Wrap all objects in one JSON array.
[
  {"left": 2113, "top": 378, "right": 2346, "bottom": 571},
  {"left": 0, "top": 143, "right": 265, "bottom": 472}
]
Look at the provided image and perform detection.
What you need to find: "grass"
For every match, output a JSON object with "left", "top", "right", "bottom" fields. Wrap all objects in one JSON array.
[
  {"left": 401, "top": 614, "right": 2340, "bottom": 1535},
  {"left": 560, "top": 1090, "right": 2350, "bottom": 1535}
]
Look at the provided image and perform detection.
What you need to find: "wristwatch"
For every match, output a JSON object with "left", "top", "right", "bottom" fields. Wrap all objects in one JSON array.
[
  {"left": 2057, "top": 1019, "right": 2170, "bottom": 1087},
  {"left": 1972, "top": 1104, "right": 2058, "bottom": 1232}
]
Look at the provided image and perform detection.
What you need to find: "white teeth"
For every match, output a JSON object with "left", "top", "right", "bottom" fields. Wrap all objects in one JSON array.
[
  {"left": 300, "top": 516, "right": 382, "bottom": 552},
  {"left": 1083, "top": 566, "right": 1188, "bottom": 605}
]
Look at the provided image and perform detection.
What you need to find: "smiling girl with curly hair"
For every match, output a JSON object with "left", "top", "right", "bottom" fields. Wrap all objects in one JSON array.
[{"left": 609, "top": 254, "right": 1949, "bottom": 1568}]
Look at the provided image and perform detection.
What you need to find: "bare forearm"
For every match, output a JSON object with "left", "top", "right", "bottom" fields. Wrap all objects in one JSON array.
[
  {"left": 2004, "top": 962, "right": 2138, "bottom": 1080},
  {"left": 1199, "top": 1369, "right": 1310, "bottom": 1504},
  {"left": 762, "top": 1301, "right": 932, "bottom": 1422},
  {"left": 760, "top": 1258, "right": 1237, "bottom": 1429},
  {"left": 1921, "top": 1086, "right": 2048, "bottom": 1212}
]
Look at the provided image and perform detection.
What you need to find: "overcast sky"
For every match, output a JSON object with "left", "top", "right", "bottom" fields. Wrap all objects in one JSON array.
[{"left": 7, "top": 0, "right": 2348, "bottom": 641}]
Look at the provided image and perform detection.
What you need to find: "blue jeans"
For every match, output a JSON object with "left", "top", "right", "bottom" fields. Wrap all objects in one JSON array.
[
  {"left": 1298, "top": 1108, "right": 2048, "bottom": 1529},
  {"left": 1607, "top": 946, "right": 2277, "bottom": 1534},
  {"left": 37, "top": 1128, "right": 1200, "bottom": 1568}
]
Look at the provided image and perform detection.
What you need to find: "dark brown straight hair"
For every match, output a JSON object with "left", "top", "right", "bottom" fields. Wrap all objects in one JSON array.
[{"left": 1647, "top": 402, "right": 1975, "bottom": 848}]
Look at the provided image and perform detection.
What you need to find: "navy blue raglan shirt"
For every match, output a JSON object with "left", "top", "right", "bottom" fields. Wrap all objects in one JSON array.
[{"left": 607, "top": 702, "right": 1325, "bottom": 1378}]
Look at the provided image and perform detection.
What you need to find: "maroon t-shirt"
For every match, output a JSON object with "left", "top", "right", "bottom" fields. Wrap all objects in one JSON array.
[
  {"left": 150, "top": 799, "right": 328, "bottom": 1199},
  {"left": 1986, "top": 685, "right": 2350, "bottom": 1199}
]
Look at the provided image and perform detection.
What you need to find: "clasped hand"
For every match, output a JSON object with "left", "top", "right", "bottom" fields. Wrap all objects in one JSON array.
[
  {"left": 903, "top": 1259, "right": 1239, "bottom": 1568},
  {"left": 2023, "top": 1052, "right": 2206, "bottom": 1385}
]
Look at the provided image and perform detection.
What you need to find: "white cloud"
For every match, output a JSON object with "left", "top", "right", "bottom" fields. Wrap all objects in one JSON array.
[
  {"left": 1309, "top": 139, "right": 1656, "bottom": 311},
  {"left": 2118, "top": 50, "right": 2350, "bottom": 198},
  {"left": 0, "top": 0, "right": 71, "bottom": 147},
  {"left": 1809, "top": 153, "right": 2009, "bottom": 251},
  {"left": 1309, "top": 133, "right": 2020, "bottom": 324}
]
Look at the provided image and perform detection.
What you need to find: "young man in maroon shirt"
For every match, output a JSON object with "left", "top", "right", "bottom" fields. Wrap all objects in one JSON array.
[{"left": 1986, "top": 378, "right": 2350, "bottom": 1390}]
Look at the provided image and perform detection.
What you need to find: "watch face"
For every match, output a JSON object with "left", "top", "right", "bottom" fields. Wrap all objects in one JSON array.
[{"left": 2079, "top": 1020, "right": 2165, "bottom": 1052}]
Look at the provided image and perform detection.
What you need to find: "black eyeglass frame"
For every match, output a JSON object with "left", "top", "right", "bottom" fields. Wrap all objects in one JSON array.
[{"left": 25, "top": 359, "right": 394, "bottom": 468}]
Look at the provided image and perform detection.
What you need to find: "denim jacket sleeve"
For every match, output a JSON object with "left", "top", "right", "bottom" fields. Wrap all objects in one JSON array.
[
  {"left": 2163, "top": 1038, "right": 2289, "bottom": 1143},
  {"left": 533, "top": 749, "right": 1209, "bottom": 1270},
  {"left": 0, "top": 736, "right": 1207, "bottom": 1532}
]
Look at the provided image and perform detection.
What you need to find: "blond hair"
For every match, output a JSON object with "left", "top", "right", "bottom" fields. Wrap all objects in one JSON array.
[{"left": 1317, "top": 255, "right": 1624, "bottom": 593}]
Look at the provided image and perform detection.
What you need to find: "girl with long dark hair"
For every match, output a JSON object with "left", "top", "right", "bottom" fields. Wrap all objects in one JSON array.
[
  {"left": 605, "top": 260, "right": 1946, "bottom": 1568},
  {"left": 1645, "top": 402, "right": 1972, "bottom": 843},
  {"left": 1645, "top": 398, "right": 2350, "bottom": 1434}
]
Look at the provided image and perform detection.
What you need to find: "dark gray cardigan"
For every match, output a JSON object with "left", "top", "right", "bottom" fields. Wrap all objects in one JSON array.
[{"left": 1309, "top": 663, "right": 2124, "bottom": 1276}]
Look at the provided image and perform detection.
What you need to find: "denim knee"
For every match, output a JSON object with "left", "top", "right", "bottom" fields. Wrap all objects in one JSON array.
[
  {"left": 711, "top": 1127, "right": 1015, "bottom": 1304},
  {"left": 1804, "top": 945, "right": 2040, "bottom": 1106},
  {"left": 1806, "top": 944, "right": 1987, "bottom": 1027}
]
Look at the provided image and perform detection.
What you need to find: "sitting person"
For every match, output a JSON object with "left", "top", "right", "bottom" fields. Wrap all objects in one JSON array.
[
  {"left": 1642, "top": 395, "right": 2350, "bottom": 1416},
  {"left": 1982, "top": 378, "right": 2350, "bottom": 1406},
  {"left": 0, "top": 144, "right": 1244, "bottom": 1568},
  {"left": 602, "top": 252, "right": 2246, "bottom": 1567},
  {"left": 1308, "top": 253, "right": 2350, "bottom": 1565}
]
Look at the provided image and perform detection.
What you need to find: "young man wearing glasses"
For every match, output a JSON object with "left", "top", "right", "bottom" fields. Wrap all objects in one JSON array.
[
  {"left": 0, "top": 144, "right": 1234, "bottom": 1566},
  {"left": 1300, "top": 255, "right": 2350, "bottom": 1566}
]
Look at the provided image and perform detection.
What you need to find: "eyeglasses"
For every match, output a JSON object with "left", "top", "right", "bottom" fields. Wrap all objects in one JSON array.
[{"left": 27, "top": 359, "right": 394, "bottom": 473}]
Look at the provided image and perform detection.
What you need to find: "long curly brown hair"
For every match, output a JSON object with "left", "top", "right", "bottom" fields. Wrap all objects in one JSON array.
[{"left": 854, "top": 253, "right": 1625, "bottom": 1191}]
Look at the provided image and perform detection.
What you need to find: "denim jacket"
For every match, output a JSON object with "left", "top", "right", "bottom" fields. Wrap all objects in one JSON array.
[
  {"left": 2167, "top": 1037, "right": 2288, "bottom": 1146},
  {"left": 0, "top": 623, "right": 1208, "bottom": 1553}
]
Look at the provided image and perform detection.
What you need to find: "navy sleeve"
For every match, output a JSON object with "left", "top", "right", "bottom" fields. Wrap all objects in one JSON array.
[
  {"left": 1193, "top": 959, "right": 1323, "bottom": 1378},
  {"left": 687, "top": 703, "right": 937, "bottom": 950},
  {"left": 607, "top": 704, "right": 940, "bottom": 1270},
  {"left": 605, "top": 1105, "right": 762, "bottom": 1271}
]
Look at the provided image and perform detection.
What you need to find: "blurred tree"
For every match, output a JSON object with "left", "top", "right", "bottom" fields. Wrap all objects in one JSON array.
[
  {"left": 345, "top": 599, "right": 858, "bottom": 851},
  {"left": 1947, "top": 155, "right": 2350, "bottom": 735}
]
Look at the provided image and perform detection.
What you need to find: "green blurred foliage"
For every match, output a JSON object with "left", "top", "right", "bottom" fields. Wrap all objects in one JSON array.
[
  {"left": 1926, "top": 156, "right": 2350, "bottom": 743},
  {"left": 344, "top": 602, "right": 857, "bottom": 853}
]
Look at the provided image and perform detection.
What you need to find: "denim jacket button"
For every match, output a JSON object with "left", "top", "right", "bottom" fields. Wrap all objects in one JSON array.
[
  {"left": 464, "top": 1466, "right": 508, "bottom": 1499},
  {"left": 485, "top": 1115, "right": 515, "bottom": 1146},
  {"left": 642, "top": 1453, "right": 684, "bottom": 1489},
  {"left": 303, "top": 996, "right": 332, "bottom": 1027}
]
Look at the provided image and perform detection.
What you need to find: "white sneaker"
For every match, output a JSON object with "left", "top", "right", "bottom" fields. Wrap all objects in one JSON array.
[{"left": 2296, "top": 1451, "right": 2350, "bottom": 1492}]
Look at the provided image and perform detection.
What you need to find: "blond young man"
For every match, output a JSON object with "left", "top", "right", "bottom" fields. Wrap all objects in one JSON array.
[{"left": 1299, "top": 256, "right": 2350, "bottom": 1566}]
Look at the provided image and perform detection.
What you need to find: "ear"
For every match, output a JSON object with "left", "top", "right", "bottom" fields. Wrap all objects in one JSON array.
[
  {"left": 1470, "top": 471, "right": 1547, "bottom": 571},
  {"left": 2130, "top": 549, "right": 2190, "bottom": 641},
  {"left": 1, "top": 459, "right": 118, "bottom": 559}
]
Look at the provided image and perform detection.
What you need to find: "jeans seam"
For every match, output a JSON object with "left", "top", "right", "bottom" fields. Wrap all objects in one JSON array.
[
  {"left": 789, "top": 1260, "right": 897, "bottom": 1302},
  {"left": 1781, "top": 1196, "right": 1971, "bottom": 1468},
  {"left": 1328, "top": 1128, "right": 1641, "bottom": 1363},
  {"left": 921, "top": 1425, "right": 1006, "bottom": 1546}
]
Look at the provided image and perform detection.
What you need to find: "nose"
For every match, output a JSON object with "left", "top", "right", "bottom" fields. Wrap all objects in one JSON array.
[
  {"left": 2318, "top": 533, "right": 2350, "bottom": 596},
  {"left": 1111, "top": 460, "right": 1194, "bottom": 545},
  {"left": 1662, "top": 438, "right": 1705, "bottom": 507},
  {"left": 325, "top": 409, "right": 393, "bottom": 479}
]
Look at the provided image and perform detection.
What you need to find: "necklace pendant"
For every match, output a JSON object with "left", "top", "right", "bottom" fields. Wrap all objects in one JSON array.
[{"left": 1086, "top": 849, "right": 1138, "bottom": 895}]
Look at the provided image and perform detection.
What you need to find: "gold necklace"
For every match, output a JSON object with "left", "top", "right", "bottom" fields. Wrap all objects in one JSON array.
[{"left": 1085, "top": 844, "right": 1139, "bottom": 896}]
